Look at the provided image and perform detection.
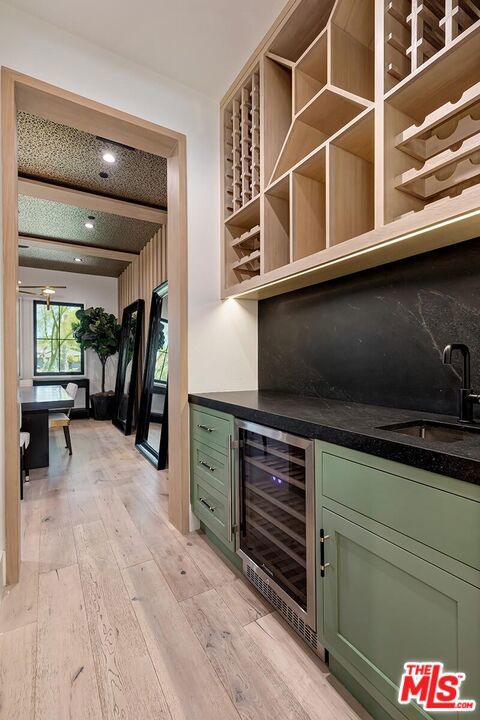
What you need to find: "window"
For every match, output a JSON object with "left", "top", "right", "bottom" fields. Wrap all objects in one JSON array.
[
  {"left": 154, "top": 319, "right": 168, "bottom": 384},
  {"left": 34, "top": 301, "right": 84, "bottom": 375}
]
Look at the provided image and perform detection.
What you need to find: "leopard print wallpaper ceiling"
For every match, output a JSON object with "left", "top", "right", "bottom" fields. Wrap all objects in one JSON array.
[
  {"left": 19, "top": 244, "right": 129, "bottom": 277},
  {"left": 18, "top": 195, "right": 161, "bottom": 254},
  {"left": 17, "top": 111, "right": 168, "bottom": 208}
]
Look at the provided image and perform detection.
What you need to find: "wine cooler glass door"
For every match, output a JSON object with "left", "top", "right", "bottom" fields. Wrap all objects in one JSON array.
[{"left": 237, "top": 420, "right": 315, "bottom": 628}]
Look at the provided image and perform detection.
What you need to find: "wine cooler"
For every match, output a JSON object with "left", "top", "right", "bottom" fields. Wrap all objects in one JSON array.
[{"left": 235, "top": 420, "right": 318, "bottom": 651}]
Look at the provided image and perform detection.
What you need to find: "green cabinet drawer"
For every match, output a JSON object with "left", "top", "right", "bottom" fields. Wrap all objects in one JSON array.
[
  {"left": 191, "top": 439, "right": 230, "bottom": 495},
  {"left": 323, "top": 508, "right": 480, "bottom": 720},
  {"left": 192, "top": 475, "right": 234, "bottom": 550},
  {"left": 191, "top": 405, "right": 233, "bottom": 454},
  {"left": 319, "top": 446, "right": 480, "bottom": 573}
]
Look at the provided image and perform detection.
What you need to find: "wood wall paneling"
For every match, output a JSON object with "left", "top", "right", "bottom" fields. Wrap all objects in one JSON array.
[{"left": 118, "top": 227, "right": 168, "bottom": 343}]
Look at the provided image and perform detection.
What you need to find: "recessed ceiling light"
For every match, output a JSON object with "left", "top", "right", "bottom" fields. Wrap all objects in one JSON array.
[
  {"left": 85, "top": 222, "right": 94, "bottom": 230},
  {"left": 99, "top": 171, "right": 109, "bottom": 179},
  {"left": 102, "top": 151, "right": 115, "bottom": 163},
  {"left": 74, "top": 257, "right": 82, "bottom": 263}
]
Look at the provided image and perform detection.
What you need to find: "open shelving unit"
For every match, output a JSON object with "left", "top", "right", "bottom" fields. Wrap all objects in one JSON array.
[{"left": 220, "top": 0, "right": 480, "bottom": 299}]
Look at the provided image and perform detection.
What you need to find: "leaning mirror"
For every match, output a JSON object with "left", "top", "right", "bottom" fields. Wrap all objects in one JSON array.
[
  {"left": 113, "top": 299, "right": 144, "bottom": 435},
  {"left": 135, "top": 282, "right": 168, "bottom": 469}
]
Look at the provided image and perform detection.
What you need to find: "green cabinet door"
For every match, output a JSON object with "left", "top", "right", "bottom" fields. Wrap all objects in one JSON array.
[{"left": 322, "top": 509, "right": 480, "bottom": 720}]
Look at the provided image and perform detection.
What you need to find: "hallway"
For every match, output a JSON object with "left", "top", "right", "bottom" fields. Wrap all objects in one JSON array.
[{"left": 0, "top": 420, "right": 367, "bottom": 720}]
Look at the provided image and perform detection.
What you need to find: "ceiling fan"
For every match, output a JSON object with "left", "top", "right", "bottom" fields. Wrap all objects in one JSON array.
[{"left": 17, "top": 284, "right": 67, "bottom": 309}]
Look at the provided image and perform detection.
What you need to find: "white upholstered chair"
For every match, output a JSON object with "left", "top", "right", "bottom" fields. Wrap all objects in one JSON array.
[{"left": 48, "top": 382, "right": 78, "bottom": 455}]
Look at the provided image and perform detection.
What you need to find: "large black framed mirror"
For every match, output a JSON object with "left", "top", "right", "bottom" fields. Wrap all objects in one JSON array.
[
  {"left": 135, "top": 282, "right": 168, "bottom": 469},
  {"left": 113, "top": 299, "right": 144, "bottom": 436}
]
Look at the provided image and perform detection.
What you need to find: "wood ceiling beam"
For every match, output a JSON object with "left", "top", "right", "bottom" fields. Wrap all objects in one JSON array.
[
  {"left": 18, "top": 235, "right": 137, "bottom": 263},
  {"left": 14, "top": 71, "right": 180, "bottom": 158},
  {"left": 18, "top": 177, "right": 168, "bottom": 225}
]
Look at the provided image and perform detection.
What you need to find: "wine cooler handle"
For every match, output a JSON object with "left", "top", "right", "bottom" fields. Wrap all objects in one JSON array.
[
  {"left": 320, "top": 528, "right": 331, "bottom": 577},
  {"left": 228, "top": 434, "right": 239, "bottom": 543}
]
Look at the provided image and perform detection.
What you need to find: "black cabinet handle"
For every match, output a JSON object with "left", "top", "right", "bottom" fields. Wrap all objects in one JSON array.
[
  {"left": 199, "top": 460, "right": 216, "bottom": 472},
  {"left": 197, "top": 424, "right": 215, "bottom": 432},
  {"left": 199, "top": 497, "right": 216, "bottom": 512}
]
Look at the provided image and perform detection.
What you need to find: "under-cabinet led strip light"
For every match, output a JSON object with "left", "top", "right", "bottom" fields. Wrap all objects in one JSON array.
[{"left": 228, "top": 209, "right": 480, "bottom": 300}]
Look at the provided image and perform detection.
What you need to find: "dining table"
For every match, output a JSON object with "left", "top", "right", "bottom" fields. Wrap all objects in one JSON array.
[{"left": 20, "top": 384, "right": 74, "bottom": 469}]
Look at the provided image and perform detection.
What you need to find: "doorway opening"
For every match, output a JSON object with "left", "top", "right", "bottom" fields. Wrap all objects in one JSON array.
[{"left": 2, "top": 68, "right": 188, "bottom": 585}]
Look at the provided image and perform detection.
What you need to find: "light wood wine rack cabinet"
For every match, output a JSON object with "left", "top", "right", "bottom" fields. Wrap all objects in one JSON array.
[{"left": 220, "top": 0, "right": 480, "bottom": 299}]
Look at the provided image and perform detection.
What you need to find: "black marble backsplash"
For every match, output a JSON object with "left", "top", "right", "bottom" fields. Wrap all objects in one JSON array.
[{"left": 258, "top": 238, "right": 480, "bottom": 417}]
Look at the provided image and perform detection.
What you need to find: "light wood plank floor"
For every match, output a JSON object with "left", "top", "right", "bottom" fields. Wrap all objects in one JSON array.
[{"left": 0, "top": 419, "right": 371, "bottom": 720}]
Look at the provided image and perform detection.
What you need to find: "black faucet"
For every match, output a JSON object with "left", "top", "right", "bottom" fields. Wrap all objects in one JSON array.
[{"left": 442, "top": 343, "right": 480, "bottom": 423}]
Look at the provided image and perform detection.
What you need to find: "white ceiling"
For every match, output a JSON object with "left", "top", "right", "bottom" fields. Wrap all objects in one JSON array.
[{"left": 3, "top": 0, "right": 287, "bottom": 98}]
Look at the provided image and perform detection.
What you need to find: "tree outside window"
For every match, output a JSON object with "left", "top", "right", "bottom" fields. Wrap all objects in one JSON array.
[
  {"left": 154, "top": 319, "right": 168, "bottom": 384},
  {"left": 34, "top": 301, "right": 84, "bottom": 375}
]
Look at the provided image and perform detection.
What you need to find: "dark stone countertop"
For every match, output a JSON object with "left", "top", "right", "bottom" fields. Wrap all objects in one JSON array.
[{"left": 189, "top": 390, "right": 480, "bottom": 487}]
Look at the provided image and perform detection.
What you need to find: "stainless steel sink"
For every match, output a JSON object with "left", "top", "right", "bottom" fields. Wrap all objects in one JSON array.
[{"left": 378, "top": 420, "right": 480, "bottom": 444}]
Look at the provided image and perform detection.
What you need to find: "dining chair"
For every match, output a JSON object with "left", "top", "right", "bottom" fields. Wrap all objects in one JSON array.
[
  {"left": 48, "top": 382, "right": 78, "bottom": 455},
  {"left": 19, "top": 378, "right": 33, "bottom": 387},
  {"left": 18, "top": 396, "right": 30, "bottom": 499}
]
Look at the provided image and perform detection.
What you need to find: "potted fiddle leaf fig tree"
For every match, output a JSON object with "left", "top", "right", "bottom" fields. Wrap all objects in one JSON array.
[{"left": 72, "top": 307, "right": 121, "bottom": 420}]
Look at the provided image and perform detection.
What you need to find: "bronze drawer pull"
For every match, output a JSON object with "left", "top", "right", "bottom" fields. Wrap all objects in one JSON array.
[
  {"left": 197, "top": 424, "right": 215, "bottom": 432},
  {"left": 199, "top": 460, "right": 216, "bottom": 472},
  {"left": 199, "top": 497, "right": 216, "bottom": 513}
]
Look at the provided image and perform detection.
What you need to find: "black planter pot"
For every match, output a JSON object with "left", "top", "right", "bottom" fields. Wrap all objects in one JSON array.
[{"left": 91, "top": 392, "right": 115, "bottom": 420}]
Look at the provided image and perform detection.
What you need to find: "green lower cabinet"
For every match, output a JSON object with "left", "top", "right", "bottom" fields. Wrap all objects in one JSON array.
[
  {"left": 192, "top": 474, "right": 235, "bottom": 550},
  {"left": 323, "top": 508, "right": 480, "bottom": 720},
  {"left": 316, "top": 440, "right": 480, "bottom": 720},
  {"left": 190, "top": 404, "right": 236, "bottom": 553}
]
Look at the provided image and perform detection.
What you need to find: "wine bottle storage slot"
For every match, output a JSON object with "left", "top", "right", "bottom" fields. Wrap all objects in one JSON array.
[
  {"left": 244, "top": 454, "right": 305, "bottom": 490},
  {"left": 396, "top": 130, "right": 480, "bottom": 197},
  {"left": 246, "top": 509, "right": 306, "bottom": 568},
  {"left": 395, "top": 81, "right": 480, "bottom": 159},
  {"left": 224, "top": 196, "right": 261, "bottom": 286},
  {"left": 244, "top": 528, "right": 307, "bottom": 603},
  {"left": 441, "top": 0, "right": 480, "bottom": 43},
  {"left": 245, "top": 495, "right": 306, "bottom": 546},
  {"left": 245, "top": 437, "right": 305, "bottom": 466},
  {"left": 245, "top": 480, "right": 306, "bottom": 521},
  {"left": 390, "top": 78, "right": 480, "bottom": 218},
  {"left": 223, "top": 66, "right": 260, "bottom": 218},
  {"left": 385, "top": 0, "right": 480, "bottom": 93}
]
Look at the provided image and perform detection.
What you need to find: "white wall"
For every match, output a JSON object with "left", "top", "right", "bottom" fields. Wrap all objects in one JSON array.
[
  {"left": 0, "top": 1, "right": 258, "bottom": 577},
  {"left": 18, "top": 267, "right": 118, "bottom": 394}
]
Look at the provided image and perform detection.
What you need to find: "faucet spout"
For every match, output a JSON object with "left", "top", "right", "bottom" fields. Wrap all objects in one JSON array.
[
  {"left": 443, "top": 343, "right": 479, "bottom": 423},
  {"left": 442, "top": 343, "right": 471, "bottom": 389}
]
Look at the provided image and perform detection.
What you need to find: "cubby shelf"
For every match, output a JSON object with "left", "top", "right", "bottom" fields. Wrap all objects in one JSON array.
[{"left": 220, "top": 0, "right": 480, "bottom": 298}]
